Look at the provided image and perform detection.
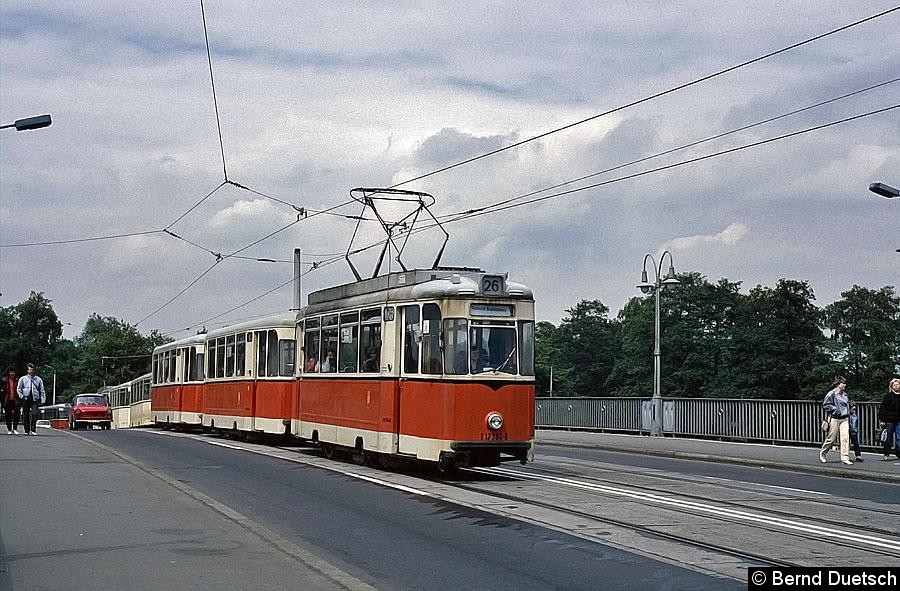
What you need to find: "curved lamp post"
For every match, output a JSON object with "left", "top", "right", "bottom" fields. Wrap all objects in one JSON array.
[
  {"left": 637, "top": 251, "right": 680, "bottom": 436},
  {"left": 0, "top": 114, "right": 52, "bottom": 131}
]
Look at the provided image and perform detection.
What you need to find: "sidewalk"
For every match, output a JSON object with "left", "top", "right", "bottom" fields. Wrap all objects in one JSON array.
[
  {"left": 536, "top": 429, "right": 900, "bottom": 484},
  {"left": 0, "top": 427, "right": 366, "bottom": 591}
]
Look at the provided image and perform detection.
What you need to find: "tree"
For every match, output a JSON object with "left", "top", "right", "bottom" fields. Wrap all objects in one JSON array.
[
  {"left": 657, "top": 274, "right": 744, "bottom": 398},
  {"left": 824, "top": 285, "right": 900, "bottom": 399},
  {"left": 551, "top": 300, "right": 619, "bottom": 397},
  {"left": 64, "top": 314, "right": 168, "bottom": 399},
  {"left": 0, "top": 292, "right": 63, "bottom": 371},
  {"left": 730, "top": 279, "right": 829, "bottom": 399}
]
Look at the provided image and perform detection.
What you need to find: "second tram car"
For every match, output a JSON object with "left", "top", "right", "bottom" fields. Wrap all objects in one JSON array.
[{"left": 150, "top": 268, "right": 535, "bottom": 468}]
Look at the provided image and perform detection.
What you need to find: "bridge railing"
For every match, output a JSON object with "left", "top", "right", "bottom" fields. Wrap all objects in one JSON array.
[{"left": 535, "top": 397, "right": 884, "bottom": 447}]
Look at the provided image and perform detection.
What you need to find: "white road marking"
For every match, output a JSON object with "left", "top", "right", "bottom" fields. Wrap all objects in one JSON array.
[
  {"left": 476, "top": 466, "right": 900, "bottom": 552},
  {"left": 700, "top": 476, "right": 830, "bottom": 496},
  {"left": 145, "top": 429, "right": 434, "bottom": 497}
]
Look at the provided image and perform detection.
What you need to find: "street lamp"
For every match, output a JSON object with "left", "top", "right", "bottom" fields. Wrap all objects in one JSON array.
[
  {"left": 869, "top": 182, "right": 899, "bottom": 199},
  {"left": 0, "top": 114, "right": 52, "bottom": 131},
  {"left": 637, "top": 251, "right": 680, "bottom": 437},
  {"left": 868, "top": 183, "right": 899, "bottom": 252}
]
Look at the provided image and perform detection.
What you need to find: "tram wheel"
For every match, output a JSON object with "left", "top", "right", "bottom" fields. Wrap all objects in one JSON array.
[{"left": 321, "top": 442, "right": 336, "bottom": 459}]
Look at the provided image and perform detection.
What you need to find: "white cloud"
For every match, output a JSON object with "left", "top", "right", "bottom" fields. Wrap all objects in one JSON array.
[
  {"left": 1, "top": 1, "right": 897, "bottom": 335},
  {"left": 668, "top": 223, "right": 750, "bottom": 252}
]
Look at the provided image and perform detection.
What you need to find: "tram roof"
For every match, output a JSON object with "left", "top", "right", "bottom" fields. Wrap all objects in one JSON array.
[
  {"left": 153, "top": 332, "right": 207, "bottom": 354},
  {"left": 205, "top": 310, "right": 299, "bottom": 339},
  {"left": 305, "top": 268, "right": 532, "bottom": 312}
]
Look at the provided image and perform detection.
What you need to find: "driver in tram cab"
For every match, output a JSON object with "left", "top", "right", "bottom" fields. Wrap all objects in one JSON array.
[{"left": 469, "top": 345, "right": 488, "bottom": 373}]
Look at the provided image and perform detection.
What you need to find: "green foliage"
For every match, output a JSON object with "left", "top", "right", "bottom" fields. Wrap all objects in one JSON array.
[
  {"left": 824, "top": 285, "right": 900, "bottom": 399},
  {"left": 0, "top": 292, "right": 63, "bottom": 371},
  {"left": 537, "top": 275, "right": 897, "bottom": 400},
  {"left": 1, "top": 296, "right": 171, "bottom": 402}
]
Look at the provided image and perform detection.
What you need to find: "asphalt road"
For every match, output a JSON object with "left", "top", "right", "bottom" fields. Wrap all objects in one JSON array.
[{"left": 75, "top": 429, "right": 742, "bottom": 591}]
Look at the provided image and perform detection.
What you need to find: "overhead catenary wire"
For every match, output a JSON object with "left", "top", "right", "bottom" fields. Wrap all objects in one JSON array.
[
  {"left": 385, "top": 5, "right": 900, "bottom": 191},
  {"left": 9, "top": 12, "right": 897, "bottom": 251},
  {"left": 435, "top": 76, "right": 900, "bottom": 221},
  {"left": 200, "top": 0, "right": 228, "bottom": 182},
  {"left": 0, "top": 229, "right": 163, "bottom": 248},
  {"left": 223, "top": 99, "right": 896, "bottom": 314}
]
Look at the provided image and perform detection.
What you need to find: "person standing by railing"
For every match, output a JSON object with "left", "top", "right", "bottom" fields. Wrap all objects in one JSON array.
[
  {"left": 820, "top": 377, "right": 852, "bottom": 465},
  {"left": 17, "top": 364, "right": 46, "bottom": 436},
  {"left": 878, "top": 378, "right": 900, "bottom": 461},
  {"left": 2, "top": 367, "right": 21, "bottom": 434},
  {"left": 848, "top": 403, "right": 864, "bottom": 463}
]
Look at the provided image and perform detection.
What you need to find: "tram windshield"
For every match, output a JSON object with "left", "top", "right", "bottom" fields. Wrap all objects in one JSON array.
[
  {"left": 443, "top": 317, "right": 535, "bottom": 376},
  {"left": 470, "top": 324, "right": 517, "bottom": 375}
]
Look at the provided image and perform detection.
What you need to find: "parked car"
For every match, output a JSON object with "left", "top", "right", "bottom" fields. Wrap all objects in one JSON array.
[{"left": 69, "top": 394, "right": 112, "bottom": 430}]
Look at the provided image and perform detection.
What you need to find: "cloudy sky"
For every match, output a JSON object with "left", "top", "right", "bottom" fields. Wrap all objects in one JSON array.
[{"left": 1, "top": 1, "right": 898, "bottom": 340}]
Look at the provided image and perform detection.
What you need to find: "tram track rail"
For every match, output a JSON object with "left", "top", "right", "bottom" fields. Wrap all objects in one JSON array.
[
  {"left": 432, "top": 472, "right": 804, "bottom": 570},
  {"left": 439, "top": 463, "right": 900, "bottom": 562},
  {"left": 519, "top": 458, "right": 900, "bottom": 537}
]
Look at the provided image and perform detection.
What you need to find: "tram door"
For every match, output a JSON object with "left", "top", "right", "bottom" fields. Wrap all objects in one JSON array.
[{"left": 397, "top": 305, "right": 420, "bottom": 455}]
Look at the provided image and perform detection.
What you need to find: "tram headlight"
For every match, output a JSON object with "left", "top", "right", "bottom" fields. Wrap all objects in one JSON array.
[{"left": 487, "top": 412, "right": 503, "bottom": 431}]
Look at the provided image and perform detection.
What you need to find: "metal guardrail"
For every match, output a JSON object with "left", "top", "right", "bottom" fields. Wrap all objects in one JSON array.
[{"left": 535, "top": 397, "right": 884, "bottom": 447}]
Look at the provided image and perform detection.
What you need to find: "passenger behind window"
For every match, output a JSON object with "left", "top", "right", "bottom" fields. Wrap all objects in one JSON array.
[
  {"left": 305, "top": 356, "right": 317, "bottom": 372},
  {"left": 318, "top": 350, "right": 336, "bottom": 373},
  {"left": 362, "top": 344, "right": 379, "bottom": 372}
]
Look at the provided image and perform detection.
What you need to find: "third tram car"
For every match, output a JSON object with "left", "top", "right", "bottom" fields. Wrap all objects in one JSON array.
[{"left": 150, "top": 267, "right": 535, "bottom": 468}]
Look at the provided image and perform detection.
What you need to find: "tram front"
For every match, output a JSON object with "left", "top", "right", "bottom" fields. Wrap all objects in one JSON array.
[{"left": 394, "top": 270, "right": 535, "bottom": 468}]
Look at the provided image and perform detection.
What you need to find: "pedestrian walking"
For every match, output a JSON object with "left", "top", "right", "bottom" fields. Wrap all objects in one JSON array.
[
  {"left": 2, "top": 367, "right": 21, "bottom": 434},
  {"left": 17, "top": 363, "right": 46, "bottom": 435},
  {"left": 877, "top": 377, "right": 900, "bottom": 461},
  {"left": 820, "top": 377, "right": 853, "bottom": 465},
  {"left": 848, "top": 403, "right": 864, "bottom": 463}
]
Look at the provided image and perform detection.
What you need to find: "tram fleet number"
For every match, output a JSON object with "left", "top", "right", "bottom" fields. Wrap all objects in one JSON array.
[
  {"left": 481, "top": 431, "right": 508, "bottom": 441},
  {"left": 481, "top": 275, "right": 505, "bottom": 295}
]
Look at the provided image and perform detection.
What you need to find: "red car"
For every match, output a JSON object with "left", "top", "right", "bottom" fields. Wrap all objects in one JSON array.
[{"left": 69, "top": 393, "right": 112, "bottom": 430}]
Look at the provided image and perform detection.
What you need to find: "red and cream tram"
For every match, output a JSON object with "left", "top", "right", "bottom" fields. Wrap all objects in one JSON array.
[
  {"left": 151, "top": 334, "right": 206, "bottom": 428},
  {"left": 150, "top": 268, "right": 535, "bottom": 468}
]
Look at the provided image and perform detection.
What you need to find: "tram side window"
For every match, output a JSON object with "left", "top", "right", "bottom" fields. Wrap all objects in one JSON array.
[
  {"left": 422, "top": 303, "right": 442, "bottom": 374},
  {"left": 181, "top": 348, "right": 189, "bottom": 382},
  {"left": 193, "top": 352, "right": 205, "bottom": 382},
  {"left": 267, "top": 330, "right": 279, "bottom": 377},
  {"left": 339, "top": 312, "right": 359, "bottom": 373},
  {"left": 279, "top": 339, "right": 295, "bottom": 376},
  {"left": 207, "top": 340, "right": 216, "bottom": 379},
  {"left": 359, "top": 308, "right": 381, "bottom": 373},
  {"left": 402, "top": 305, "right": 420, "bottom": 374},
  {"left": 256, "top": 330, "right": 267, "bottom": 377},
  {"left": 304, "top": 319, "right": 320, "bottom": 373},
  {"left": 225, "top": 335, "right": 235, "bottom": 377},
  {"left": 236, "top": 333, "right": 246, "bottom": 377},
  {"left": 320, "top": 315, "right": 338, "bottom": 373},
  {"left": 216, "top": 337, "right": 226, "bottom": 378},
  {"left": 443, "top": 318, "right": 468, "bottom": 375},
  {"left": 518, "top": 320, "right": 535, "bottom": 376},
  {"left": 167, "top": 350, "right": 176, "bottom": 383},
  {"left": 152, "top": 355, "right": 158, "bottom": 385}
]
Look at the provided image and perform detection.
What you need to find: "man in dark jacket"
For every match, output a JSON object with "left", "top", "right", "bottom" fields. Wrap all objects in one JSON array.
[
  {"left": 2, "top": 367, "right": 21, "bottom": 434},
  {"left": 878, "top": 378, "right": 900, "bottom": 461}
]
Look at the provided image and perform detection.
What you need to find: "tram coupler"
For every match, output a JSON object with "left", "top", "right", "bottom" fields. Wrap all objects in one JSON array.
[{"left": 439, "top": 451, "right": 461, "bottom": 472}]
